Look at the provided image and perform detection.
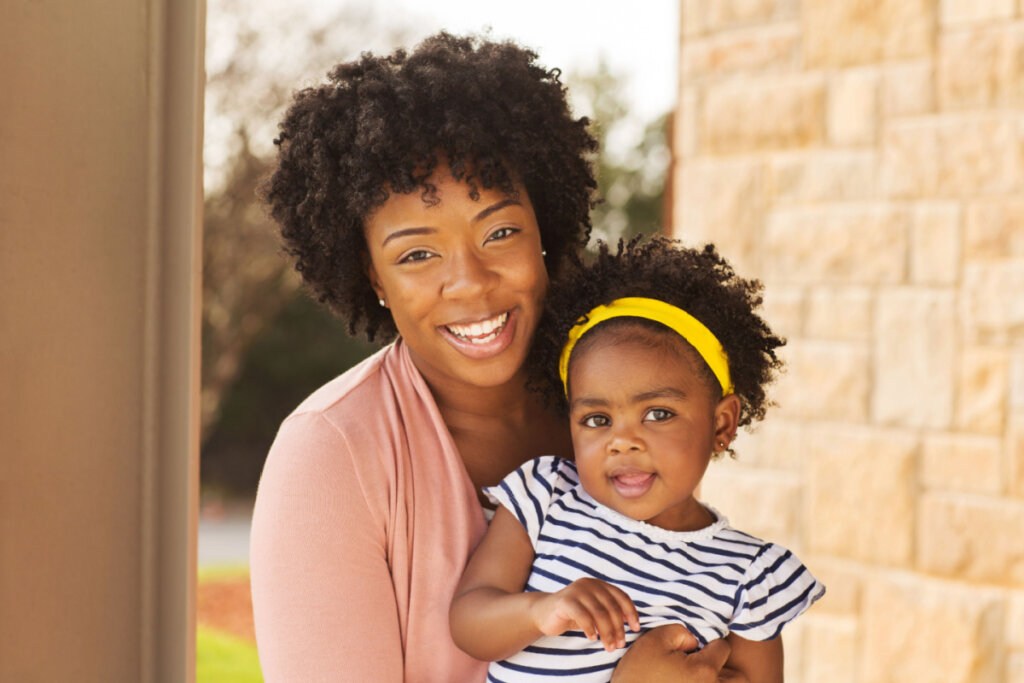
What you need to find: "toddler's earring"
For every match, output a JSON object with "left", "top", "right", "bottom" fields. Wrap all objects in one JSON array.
[
  {"left": 541, "top": 249, "right": 547, "bottom": 257},
  {"left": 717, "top": 440, "right": 725, "bottom": 450},
  {"left": 378, "top": 298, "right": 387, "bottom": 308}
]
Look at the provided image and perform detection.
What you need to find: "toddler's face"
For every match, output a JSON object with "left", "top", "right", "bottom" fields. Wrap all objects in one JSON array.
[{"left": 567, "top": 326, "right": 731, "bottom": 532}]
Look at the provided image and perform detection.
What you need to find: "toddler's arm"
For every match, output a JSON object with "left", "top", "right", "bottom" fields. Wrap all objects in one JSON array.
[
  {"left": 724, "top": 633, "right": 783, "bottom": 683},
  {"left": 449, "top": 505, "right": 640, "bottom": 661}
]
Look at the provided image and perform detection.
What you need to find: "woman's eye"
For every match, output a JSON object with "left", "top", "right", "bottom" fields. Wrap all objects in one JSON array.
[
  {"left": 399, "top": 249, "right": 434, "bottom": 264},
  {"left": 581, "top": 414, "right": 610, "bottom": 428},
  {"left": 644, "top": 408, "right": 675, "bottom": 423},
  {"left": 486, "top": 226, "right": 519, "bottom": 243}
]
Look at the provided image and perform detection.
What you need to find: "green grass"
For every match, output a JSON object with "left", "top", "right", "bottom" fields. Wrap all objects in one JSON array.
[
  {"left": 197, "top": 564, "right": 262, "bottom": 682},
  {"left": 196, "top": 625, "right": 263, "bottom": 683},
  {"left": 197, "top": 562, "right": 250, "bottom": 582}
]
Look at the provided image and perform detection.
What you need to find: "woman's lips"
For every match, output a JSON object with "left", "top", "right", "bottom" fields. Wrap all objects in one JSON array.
[
  {"left": 438, "top": 309, "right": 517, "bottom": 359},
  {"left": 609, "top": 468, "right": 656, "bottom": 499}
]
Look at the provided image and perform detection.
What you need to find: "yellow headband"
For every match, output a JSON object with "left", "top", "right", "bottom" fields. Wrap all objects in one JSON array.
[{"left": 558, "top": 297, "right": 734, "bottom": 397}]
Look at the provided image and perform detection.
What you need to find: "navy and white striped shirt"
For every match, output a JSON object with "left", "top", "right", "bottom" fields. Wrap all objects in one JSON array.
[{"left": 483, "top": 456, "right": 825, "bottom": 682}]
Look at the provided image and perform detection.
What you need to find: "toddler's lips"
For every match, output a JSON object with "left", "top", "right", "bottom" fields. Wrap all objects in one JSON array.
[{"left": 609, "top": 469, "right": 656, "bottom": 499}]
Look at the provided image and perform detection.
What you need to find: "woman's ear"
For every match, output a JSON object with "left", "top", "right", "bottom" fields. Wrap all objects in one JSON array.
[
  {"left": 363, "top": 254, "right": 386, "bottom": 302},
  {"left": 712, "top": 394, "right": 741, "bottom": 453}
]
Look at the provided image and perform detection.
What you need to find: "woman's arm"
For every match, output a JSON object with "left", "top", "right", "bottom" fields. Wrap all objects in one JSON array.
[
  {"left": 450, "top": 506, "right": 640, "bottom": 661},
  {"left": 250, "top": 412, "right": 403, "bottom": 682},
  {"left": 612, "top": 626, "right": 743, "bottom": 683}
]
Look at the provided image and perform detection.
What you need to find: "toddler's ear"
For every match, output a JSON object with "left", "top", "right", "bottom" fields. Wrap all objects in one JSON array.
[{"left": 713, "top": 394, "right": 741, "bottom": 453}]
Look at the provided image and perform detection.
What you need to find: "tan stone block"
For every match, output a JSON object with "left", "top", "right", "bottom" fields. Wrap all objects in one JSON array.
[
  {"left": 782, "top": 616, "right": 805, "bottom": 683},
  {"left": 1013, "top": 351, "right": 1024, "bottom": 408},
  {"left": 1009, "top": 414, "right": 1024, "bottom": 498},
  {"left": 911, "top": 202, "right": 962, "bottom": 285},
  {"left": 828, "top": 69, "right": 879, "bottom": 146},
  {"left": 873, "top": 289, "right": 956, "bottom": 428},
  {"left": 681, "top": 0, "right": 707, "bottom": 38},
  {"left": 805, "top": 426, "right": 917, "bottom": 564},
  {"left": 805, "top": 287, "right": 873, "bottom": 341},
  {"left": 941, "top": 0, "right": 1016, "bottom": 25},
  {"left": 802, "top": 615, "right": 858, "bottom": 683},
  {"left": 965, "top": 200, "right": 1024, "bottom": 259},
  {"left": 1008, "top": 591, "right": 1024, "bottom": 650},
  {"left": 701, "top": 76, "right": 825, "bottom": 154},
  {"left": 956, "top": 346, "right": 1010, "bottom": 435},
  {"left": 735, "top": 420, "right": 804, "bottom": 470},
  {"left": 675, "top": 87, "right": 699, "bottom": 160},
  {"left": 802, "top": 556, "right": 862, "bottom": 615},
  {"left": 804, "top": 0, "right": 935, "bottom": 68},
  {"left": 704, "top": 0, "right": 800, "bottom": 32},
  {"left": 773, "top": 341, "right": 870, "bottom": 422},
  {"left": 765, "top": 206, "right": 908, "bottom": 285},
  {"left": 770, "top": 151, "right": 877, "bottom": 206},
  {"left": 674, "top": 159, "right": 768, "bottom": 277},
  {"left": 760, "top": 284, "right": 803, "bottom": 338},
  {"left": 882, "top": 116, "right": 1022, "bottom": 198},
  {"left": 882, "top": 60, "right": 935, "bottom": 117},
  {"left": 918, "top": 493, "right": 1024, "bottom": 582},
  {"left": 1009, "top": 654, "right": 1024, "bottom": 683},
  {"left": 682, "top": 25, "right": 800, "bottom": 80},
  {"left": 937, "top": 26, "right": 1024, "bottom": 110},
  {"left": 962, "top": 262, "right": 1024, "bottom": 339},
  {"left": 921, "top": 432, "right": 1004, "bottom": 494},
  {"left": 699, "top": 464, "right": 801, "bottom": 549},
  {"left": 862, "top": 573, "right": 1005, "bottom": 682}
]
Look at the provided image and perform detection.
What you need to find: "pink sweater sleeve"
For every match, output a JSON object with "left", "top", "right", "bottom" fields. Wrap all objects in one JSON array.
[{"left": 250, "top": 411, "right": 402, "bottom": 682}]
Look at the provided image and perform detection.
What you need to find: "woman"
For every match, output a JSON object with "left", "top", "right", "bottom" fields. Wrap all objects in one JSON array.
[{"left": 251, "top": 32, "right": 734, "bottom": 682}]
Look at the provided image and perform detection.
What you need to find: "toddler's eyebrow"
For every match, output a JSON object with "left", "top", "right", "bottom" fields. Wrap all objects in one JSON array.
[
  {"left": 570, "top": 387, "right": 688, "bottom": 410},
  {"left": 633, "top": 387, "right": 689, "bottom": 402}
]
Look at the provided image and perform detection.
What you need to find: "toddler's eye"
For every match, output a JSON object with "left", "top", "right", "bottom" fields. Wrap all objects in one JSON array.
[
  {"left": 644, "top": 408, "right": 675, "bottom": 423},
  {"left": 580, "top": 414, "right": 610, "bottom": 428}
]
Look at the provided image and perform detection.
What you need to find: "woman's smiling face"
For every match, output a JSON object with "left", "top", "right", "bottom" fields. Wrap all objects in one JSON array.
[{"left": 363, "top": 165, "right": 548, "bottom": 392}]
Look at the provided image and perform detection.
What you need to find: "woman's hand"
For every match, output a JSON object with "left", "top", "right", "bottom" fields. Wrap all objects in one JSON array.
[
  {"left": 611, "top": 624, "right": 745, "bottom": 682},
  {"left": 530, "top": 578, "right": 641, "bottom": 652}
]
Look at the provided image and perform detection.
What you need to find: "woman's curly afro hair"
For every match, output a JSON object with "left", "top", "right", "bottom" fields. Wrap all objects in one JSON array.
[
  {"left": 529, "top": 237, "right": 786, "bottom": 433},
  {"left": 263, "top": 31, "right": 598, "bottom": 341}
]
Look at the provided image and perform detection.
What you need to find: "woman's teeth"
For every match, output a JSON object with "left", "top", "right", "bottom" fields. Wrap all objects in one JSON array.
[{"left": 446, "top": 312, "right": 509, "bottom": 344}]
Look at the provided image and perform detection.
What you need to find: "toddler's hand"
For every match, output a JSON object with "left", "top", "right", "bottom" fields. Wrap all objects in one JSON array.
[{"left": 530, "top": 578, "right": 640, "bottom": 652}]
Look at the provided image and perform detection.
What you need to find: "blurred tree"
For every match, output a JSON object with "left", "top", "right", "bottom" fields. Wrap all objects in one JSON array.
[
  {"left": 567, "top": 60, "right": 671, "bottom": 244},
  {"left": 201, "top": 2, "right": 412, "bottom": 494},
  {"left": 201, "top": 1, "right": 412, "bottom": 436}
]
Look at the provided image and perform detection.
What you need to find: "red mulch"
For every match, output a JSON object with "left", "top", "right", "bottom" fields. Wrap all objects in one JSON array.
[{"left": 197, "top": 575, "right": 256, "bottom": 643}]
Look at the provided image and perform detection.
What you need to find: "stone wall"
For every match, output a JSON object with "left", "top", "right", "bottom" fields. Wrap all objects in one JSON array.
[{"left": 672, "top": 1, "right": 1024, "bottom": 680}]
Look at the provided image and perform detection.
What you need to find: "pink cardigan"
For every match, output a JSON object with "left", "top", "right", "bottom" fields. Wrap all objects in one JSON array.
[{"left": 250, "top": 340, "right": 489, "bottom": 682}]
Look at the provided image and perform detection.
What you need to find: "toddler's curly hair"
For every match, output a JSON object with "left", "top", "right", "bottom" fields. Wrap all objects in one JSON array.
[
  {"left": 530, "top": 237, "right": 786, "bottom": 431},
  {"left": 263, "top": 31, "right": 598, "bottom": 341}
]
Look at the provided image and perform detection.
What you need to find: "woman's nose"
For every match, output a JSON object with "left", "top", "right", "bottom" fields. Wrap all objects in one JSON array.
[{"left": 441, "top": 249, "right": 496, "bottom": 299}]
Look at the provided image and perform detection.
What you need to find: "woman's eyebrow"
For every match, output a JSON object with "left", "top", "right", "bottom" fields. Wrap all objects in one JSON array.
[
  {"left": 472, "top": 198, "right": 521, "bottom": 223},
  {"left": 380, "top": 226, "right": 436, "bottom": 248}
]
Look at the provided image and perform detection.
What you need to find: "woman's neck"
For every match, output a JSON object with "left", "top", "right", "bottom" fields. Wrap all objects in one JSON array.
[{"left": 410, "top": 356, "right": 572, "bottom": 490}]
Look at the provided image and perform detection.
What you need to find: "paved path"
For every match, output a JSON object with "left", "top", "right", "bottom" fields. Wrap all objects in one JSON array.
[{"left": 198, "top": 500, "right": 253, "bottom": 567}]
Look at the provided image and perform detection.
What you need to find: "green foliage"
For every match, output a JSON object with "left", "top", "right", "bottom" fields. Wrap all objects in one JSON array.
[
  {"left": 201, "top": 293, "right": 377, "bottom": 496},
  {"left": 568, "top": 61, "right": 670, "bottom": 244},
  {"left": 196, "top": 626, "right": 263, "bottom": 683}
]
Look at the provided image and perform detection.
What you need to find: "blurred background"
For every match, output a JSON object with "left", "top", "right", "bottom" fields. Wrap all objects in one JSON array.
[{"left": 198, "top": 1, "right": 1024, "bottom": 681}]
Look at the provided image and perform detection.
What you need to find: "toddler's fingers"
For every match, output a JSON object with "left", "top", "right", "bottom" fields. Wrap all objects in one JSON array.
[
  {"left": 579, "top": 591, "right": 629, "bottom": 651},
  {"left": 604, "top": 583, "right": 640, "bottom": 632}
]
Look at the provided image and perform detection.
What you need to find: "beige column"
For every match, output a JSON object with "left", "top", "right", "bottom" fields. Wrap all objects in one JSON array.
[{"left": 0, "top": 1, "right": 204, "bottom": 681}]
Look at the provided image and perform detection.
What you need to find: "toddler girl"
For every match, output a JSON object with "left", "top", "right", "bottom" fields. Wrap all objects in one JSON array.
[{"left": 449, "top": 238, "right": 824, "bottom": 682}]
